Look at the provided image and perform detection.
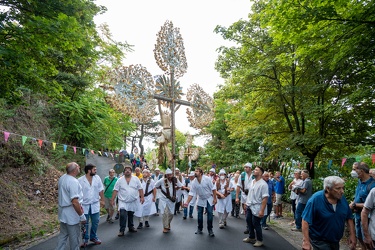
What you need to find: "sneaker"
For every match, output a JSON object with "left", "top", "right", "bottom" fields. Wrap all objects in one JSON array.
[
  {"left": 189, "top": 215, "right": 193, "bottom": 218},
  {"left": 291, "top": 227, "right": 302, "bottom": 232},
  {"left": 183, "top": 216, "right": 187, "bottom": 220},
  {"left": 224, "top": 221, "right": 227, "bottom": 226},
  {"left": 90, "top": 238, "right": 102, "bottom": 245},
  {"left": 108, "top": 218, "right": 114, "bottom": 224},
  {"left": 195, "top": 229, "right": 203, "bottom": 234},
  {"left": 208, "top": 230, "right": 215, "bottom": 237},
  {"left": 243, "top": 237, "right": 256, "bottom": 244},
  {"left": 129, "top": 227, "right": 138, "bottom": 232},
  {"left": 145, "top": 221, "right": 150, "bottom": 227},
  {"left": 154, "top": 213, "right": 159, "bottom": 216},
  {"left": 137, "top": 223, "right": 143, "bottom": 229},
  {"left": 117, "top": 231, "right": 124, "bottom": 237},
  {"left": 115, "top": 213, "right": 119, "bottom": 220},
  {"left": 253, "top": 241, "right": 263, "bottom": 247},
  {"left": 80, "top": 242, "right": 88, "bottom": 248},
  {"left": 106, "top": 215, "right": 110, "bottom": 221},
  {"left": 244, "top": 229, "right": 249, "bottom": 234},
  {"left": 262, "top": 226, "right": 269, "bottom": 230},
  {"left": 219, "top": 224, "right": 224, "bottom": 229}
]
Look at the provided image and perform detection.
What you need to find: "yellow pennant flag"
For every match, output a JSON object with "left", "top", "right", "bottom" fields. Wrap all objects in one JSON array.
[{"left": 52, "top": 142, "right": 56, "bottom": 150}]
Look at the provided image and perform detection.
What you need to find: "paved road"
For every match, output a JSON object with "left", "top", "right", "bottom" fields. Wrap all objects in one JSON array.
[{"left": 28, "top": 155, "right": 297, "bottom": 250}]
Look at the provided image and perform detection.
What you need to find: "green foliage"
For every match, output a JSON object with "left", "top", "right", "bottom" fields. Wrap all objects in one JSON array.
[{"left": 212, "top": 1, "right": 375, "bottom": 178}]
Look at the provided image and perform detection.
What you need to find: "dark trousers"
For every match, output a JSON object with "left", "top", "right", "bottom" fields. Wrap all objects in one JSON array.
[
  {"left": 231, "top": 199, "right": 240, "bottom": 217},
  {"left": 291, "top": 199, "right": 297, "bottom": 215},
  {"left": 197, "top": 201, "right": 214, "bottom": 231},
  {"left": 246, "top": 206, "right": 263, "bottom": 241},
  {"left": 261, "top": 203, "right": 273, "bottom": 227},
  {"left": 295, "top": 202, "right": 306, "bottom": 229},
  {"left": 119, "top": 209, "right": 134, "bottom": 232}
]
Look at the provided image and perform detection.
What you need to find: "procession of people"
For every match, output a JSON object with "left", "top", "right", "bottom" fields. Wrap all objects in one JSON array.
[{"left": 57, "top": 159, "right": 366, "bottom": 250}]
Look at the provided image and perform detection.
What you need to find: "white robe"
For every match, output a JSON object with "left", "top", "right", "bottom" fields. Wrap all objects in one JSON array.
[
  {"left": 216, "top": 179, "right": 233, "bottom": 213},
  {"left": 154, "top": 178, "right": 182, "bottom": 214},
  {"left": 134, "top": 178, "right": 157, "bottom": 217},
  {"left": 114, "top": 176, "right": 142, "bottom": 212}
]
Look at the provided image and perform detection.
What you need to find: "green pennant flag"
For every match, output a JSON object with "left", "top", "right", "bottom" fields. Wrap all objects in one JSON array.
[
  {"left": 82, "top": 148, "right": 86, "bottom": 154},
  {"left": 355, "top": 156, "right": 361, "bottom": 162},
  {"left": 22, "top": 136, "right": 27, "bottom": 146}
]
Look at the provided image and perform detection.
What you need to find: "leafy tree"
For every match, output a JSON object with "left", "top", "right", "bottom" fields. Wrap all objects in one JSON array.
[{"left": 213, "top": 2, "right": 375, "bottom": 178}]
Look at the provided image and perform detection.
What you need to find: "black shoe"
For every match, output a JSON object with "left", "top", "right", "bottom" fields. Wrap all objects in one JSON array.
[
  {"left": 189, "top": 215, "right": 193, "bottom": 218},
  {"left": 145, "top": 221, "right": 150, "bottom": 227},
  {"left": 115, "top": 213, "right": 119, "bottom": 220},
  {"left": 244, "top": 229, "right": 249, "bottom": 234},
  {"left": 183, "top": 216, "right": 187, "bottom": 220},
  {"left": 208, "top": 230, "right": 215, "bottom": 237},
  {"left": 129, "top": 227, "right": 137, "bottom": 232},
  {"left": 137, "top": 223, "right": 143, "bottom": 229},
  {"left": 195, "top": 229, "right": 203, "bottom": 234},
  {"left": 106, "top": 215, "right": 110, "bottom": 221}
]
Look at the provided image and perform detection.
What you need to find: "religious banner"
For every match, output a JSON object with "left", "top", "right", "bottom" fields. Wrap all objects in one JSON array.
[{"left": 4, "top": 131, "right": 10, "bottom": 142}]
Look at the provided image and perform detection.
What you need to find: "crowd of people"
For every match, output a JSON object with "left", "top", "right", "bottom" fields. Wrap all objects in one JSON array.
[{"left": 55, "top": 160, "right": 375, "bottom": 250}]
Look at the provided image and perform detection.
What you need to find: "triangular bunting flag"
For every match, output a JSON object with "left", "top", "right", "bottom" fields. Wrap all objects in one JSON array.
[
  {"left": 4, "top": 131, "right": 10, "bottom": 142},
  {"left": 82, "top": 148, "right": 86, "bottom": 154},
  {"left": 22, "top": 136, "right": 27, "bottom": 146},
  {"left": 38, "top": 139, "right": 43, "bottom": 148},
  {"left": 328, "top": 160, "right": 333, "bottom": 169},
  {"left": 52, "top": 142, "right": 56, "bottom": 150},
  {"left": 341, "top": 158, "right": 347, "bottom": 167},
  {"left": 63, "top": 144, "right": 67, "bottom": 152},
  {"left": 91, "top": 150, "right": 95, "bottom": 155},
  {"left": 73, "top": 146, "right": 76, "bottom": 154},
  {"left": 372, "top": 154, "right": 375, "bottom": 165}
]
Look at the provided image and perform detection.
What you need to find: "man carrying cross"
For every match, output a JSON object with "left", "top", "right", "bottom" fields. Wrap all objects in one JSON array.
[{"left": 154, "top": 168, "right": 182, "bottom": 233}]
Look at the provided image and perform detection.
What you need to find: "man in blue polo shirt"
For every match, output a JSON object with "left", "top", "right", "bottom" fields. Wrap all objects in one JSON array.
[
  {"left": 273, "top": 171, "right": 285, "bottom": 218},
  {"left": 349, "top": 162, "right": 375, "bottom": 250},
  {"left": 302, "top": 176, "right": 356, "bottom": 250}
]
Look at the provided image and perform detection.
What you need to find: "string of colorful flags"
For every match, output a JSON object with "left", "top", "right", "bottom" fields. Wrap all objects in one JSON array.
[{"left": 1, "top": 129, "right": 114, "bottom": 157}]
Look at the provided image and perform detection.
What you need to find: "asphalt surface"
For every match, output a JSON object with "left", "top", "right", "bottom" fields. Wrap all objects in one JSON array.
[{"left": 27, "top": 155, "right": 298, "bottom": 250}]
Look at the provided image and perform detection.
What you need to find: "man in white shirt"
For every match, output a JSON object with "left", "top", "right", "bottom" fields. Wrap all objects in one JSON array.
[
  {"left": 78, "top": 164, "right": 105, "bottom": 247},
  {"left": 56, "top": 162, "right": 86, "bottom": 250},
  {"left": 243, "top": 166, "right": 269, "bottom": 247},
  {"left": 184, "top": 167, "right": 217, "bottom": 237},
  {"left": 236, "top": 162, "right": 253, "bottom": 234},
  {"left": 112, "top": 165, "right": 144, "bottom": 236},
  {"left": 135, "top": 169, "right": 156, "bottom": 229},
  {"left": 154, "top": 168, "right": 182, "bottom": 233},
  {"left": 182, "top": 171, "right": 196, "bottom": 219}
]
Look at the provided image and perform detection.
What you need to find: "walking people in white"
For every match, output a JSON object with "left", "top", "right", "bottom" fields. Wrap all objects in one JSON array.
[
  {"left": 154, "top": 168, "right": 182, "bottom": 233},
  {"left": 135, "top": 169, "right": 156, "bottom": 229},
  {"left": 216, "top": 169, "right": 233, "bottom": 229},
  {"left": 111, "top": 165, "right": 144, "bottom": 236}
]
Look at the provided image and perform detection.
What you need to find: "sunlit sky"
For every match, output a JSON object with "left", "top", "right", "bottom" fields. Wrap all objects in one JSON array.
[{"left": 94, "top": 0, "right": 251, "bottom": 149}]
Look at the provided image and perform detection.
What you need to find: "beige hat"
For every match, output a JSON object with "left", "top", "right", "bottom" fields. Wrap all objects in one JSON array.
[{"left": 188, "top": 171, "right": 195, "bottom": 177}]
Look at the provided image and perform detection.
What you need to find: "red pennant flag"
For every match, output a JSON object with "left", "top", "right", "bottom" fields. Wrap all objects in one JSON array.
[
  {"left": 341, "top": 158, "right": 347, "bottom": 167},
  {"left": 90, "top": 150, "right": 95, "bottom": 155},
  {"left": 372, "top": 154, "right": 375, "bottom": 165},
  {"left": 4, "top": 131, "right": 10, "bottom": 142},
  {"left": 38, "top": 139, "right": 43, "bottom": 148}
]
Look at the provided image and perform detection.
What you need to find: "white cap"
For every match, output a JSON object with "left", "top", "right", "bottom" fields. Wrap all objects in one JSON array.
[
  {"left": 165, "top": 168, "right": 173, "bottom": 175},
  {"left": 142, "top": 169, "right": 150, "bottom": 173},
  {"left": 188, "top": 171, "right": 195, "bottom": 177},
  {"left": 155, "top": 167, "right": 160, "bottom": 171},
  {"left": 209, "top": 168, "right": 216, "bottom": 173},
  {"left": 175, "top": 168, "right": 180, "bottom": 171},
  {"left": 219, "top": 169, "right": 226, "bottom": 175},
  {"left": 244, "top": 162, "right": 252, "bottom": 168}
]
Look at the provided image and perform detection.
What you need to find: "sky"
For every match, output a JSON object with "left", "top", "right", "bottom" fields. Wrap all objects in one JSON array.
[{"left": 94, "top": 0, "right": 251, "bottom": 149}]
